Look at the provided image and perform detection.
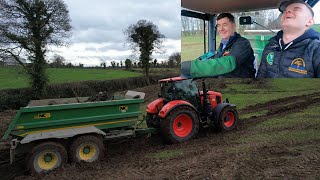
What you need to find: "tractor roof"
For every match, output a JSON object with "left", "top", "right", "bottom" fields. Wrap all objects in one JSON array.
[
  {"left": 181, "top": 0, "right": 318, "bottom": 14},
  {"left": 159, "top": 76, "right": 189, "bottom": 83}
]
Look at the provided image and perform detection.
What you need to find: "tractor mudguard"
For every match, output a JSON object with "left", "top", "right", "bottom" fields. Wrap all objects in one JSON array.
[
  {"left": 146, "top": 98, "right": 164, "bottom": 114},
  {"left": 212, "top": 103, "right": 236, "bottom": 122},
  {"left": 158, "top": 100, "right": 197, "bottom": 118}
]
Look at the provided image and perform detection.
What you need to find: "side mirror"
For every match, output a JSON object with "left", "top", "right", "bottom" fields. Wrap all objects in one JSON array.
[{"left": 239, "top": 16, "right": 253, "bottom": 25}]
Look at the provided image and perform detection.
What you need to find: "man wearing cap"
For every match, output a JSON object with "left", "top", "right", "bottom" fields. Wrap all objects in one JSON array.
[
  {"left": 181, "top": 13, "right": 256, "bottom": 78},
  {"left": 257, "top": 0, "right": 320, "bottom": 78}
]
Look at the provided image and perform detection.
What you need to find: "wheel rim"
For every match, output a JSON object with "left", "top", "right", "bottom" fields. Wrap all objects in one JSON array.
[
  {"left": 37, "top": 152, "right": 59, "bottom": 170},
  {"left": 173, "top": 114, "right": 193, "bottom": 138},
  {"left": 78, "top": 144, "right": 97, "bottom": 161},
  {"left": 224, "top": 111, "right": 235, "bottom": 128}
]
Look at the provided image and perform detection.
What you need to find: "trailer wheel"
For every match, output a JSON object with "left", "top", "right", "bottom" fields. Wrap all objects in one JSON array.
[
  {"left": 27, "top": 141, "right": 67, "bottom": 174},
  {"left": 215, "top": 106, "right": 238, "bottom": 132},
  {"left": 161, "top": 106, "right": 199, "bottom": 144},
  {"left": 69, "top": 135, "right": 104, "bottom": 163}
]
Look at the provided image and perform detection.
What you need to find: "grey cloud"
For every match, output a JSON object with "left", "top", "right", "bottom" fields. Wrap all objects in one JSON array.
[
  {"left": 71, "top": 29, "right": 125, "bottom": 44},
  {"left": 65, "top": 0, "right": 180, "bottom": 43},
  {"left": 97, "top": 43, "right": 129, "bottom": 52},
  {"left": 84, "top": 47, "right": 97, "bottom": 51},
  {"left": 77, "top": 55, "right": 131, "bottom": 61}
]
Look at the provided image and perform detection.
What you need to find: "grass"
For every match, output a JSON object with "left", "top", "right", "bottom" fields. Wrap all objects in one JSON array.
[
  {"left": 181, "top": 35, "right": 221, "bottom": 61},
  {"left": 146, "top": 150, "right": 184, "bottom": 160},
  {"left": 238, "top": 104, "right": 320, "bottom": 144},
  {"left": 0, "top": 67, "right": 141, "bottom": 90},
  {"left": 254, "top": 105, "right": 320, "bottom": 130},
  {"left": 218, "top": 79, "right": 320, "bottom": 109}
]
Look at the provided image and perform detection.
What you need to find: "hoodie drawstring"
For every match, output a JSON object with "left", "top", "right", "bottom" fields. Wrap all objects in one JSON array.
[
  {"left": 278, "top": 38, "right": 293, "bottom": 51},
  {"left": 279, "top": 38, "right": 283, "bottom": 50}
]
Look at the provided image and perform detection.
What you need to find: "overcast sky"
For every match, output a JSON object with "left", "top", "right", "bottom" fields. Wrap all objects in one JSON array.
[
  {"left": 48, "top": 0, "right": 181, "bottom": 67},
  {"left": 48, "top": 0, "right": 320, "bottom": 67}
]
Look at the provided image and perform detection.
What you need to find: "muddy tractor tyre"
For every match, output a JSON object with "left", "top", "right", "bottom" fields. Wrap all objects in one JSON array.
[
  {"left": 146, "top": 113, "right": 155, "bottom": 128},
  {"left": 161, "top": 106, "right": 199, "bottom": 144},
  {"left": 215, "top": 106, "right": 238, "bottom": 132},
  {"left": 26, "top": 141, "right": 67, "bottom": 174},
  {"left": 69, "top": 135, "right": 104, "bottom": 163}
]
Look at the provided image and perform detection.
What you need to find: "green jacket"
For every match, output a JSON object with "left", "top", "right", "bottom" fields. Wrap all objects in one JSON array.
[{"left": 181, "top": 33, "right": 256, "bottom": 78}]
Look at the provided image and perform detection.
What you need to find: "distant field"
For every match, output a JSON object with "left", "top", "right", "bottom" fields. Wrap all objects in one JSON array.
[
  {"left": 0, "top": 67, "right": 141, "bottom": 90},
  {"left": 182, "top": 35, "right": 221, "bottom": 61},
  {"left": 132, "top": 68, "right": 180, "bottom": 74}
]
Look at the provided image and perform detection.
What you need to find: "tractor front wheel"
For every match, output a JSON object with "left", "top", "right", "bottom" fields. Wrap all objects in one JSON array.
[
  {"left": 215, "top": 106, "right": 238, "bottom": 132},
  {"left": 161, "top": 106, "right": 199, "bottom": 143},
  {"left": 26, "top": 141, "right": 67, "bottom": 174}
]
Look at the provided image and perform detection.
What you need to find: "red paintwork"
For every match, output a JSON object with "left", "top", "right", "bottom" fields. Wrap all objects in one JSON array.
[
  {"left": 159, "top": 76, "right": 188, "bottom": 83},
  {"left": 158, "top": 100, "right": 194, "bottom": 118},
  {"left": 173, "top": 114, "right": 193, "bottom": 138},
  {"left": 224, "top": 111, "right": 235, "bottom": 128},
  {"left": 200, "top": 91, "right": 222, "bottom": 108},
  {"left": 146, "top": 98, "right": 164, "bottom": 114}
]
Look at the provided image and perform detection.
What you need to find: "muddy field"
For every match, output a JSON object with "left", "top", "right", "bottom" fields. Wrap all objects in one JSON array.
[{"left": 0, "top": 82, "right": 320, "bottom": 179}]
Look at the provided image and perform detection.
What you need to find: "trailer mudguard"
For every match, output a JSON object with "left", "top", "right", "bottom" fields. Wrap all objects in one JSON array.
[
  {"left": 158, "top": 100, "right": 197, "bottom": 118},
  {"left": 20, "top": 126, "right": 106, "bottom": 144},
  {"left": 212, "top": 103, "right": 236, "bottom": 121}
]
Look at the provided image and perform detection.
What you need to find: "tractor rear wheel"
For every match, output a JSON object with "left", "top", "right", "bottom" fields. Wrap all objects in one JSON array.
[
  {"left": 215, "top": 106, "right": 238, "bottom": 132},
  {"left": 26, "top": 141, "right": 67, "bottom": 174},
  {"left": 69, "top": 135, "right": 104, "bottom": 163},
  {"left": 161, "top": 106, "right": 199, "bottom": 143}
]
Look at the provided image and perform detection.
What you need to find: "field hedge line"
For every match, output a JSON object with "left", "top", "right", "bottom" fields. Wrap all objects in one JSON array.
[{"left": 0, "top": 74, "right": 178, "bottom": 112}]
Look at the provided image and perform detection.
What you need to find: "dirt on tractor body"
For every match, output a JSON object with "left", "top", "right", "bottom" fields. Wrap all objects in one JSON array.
[{"left": 0, "top": 85, "right": 320, "bottom": 179}]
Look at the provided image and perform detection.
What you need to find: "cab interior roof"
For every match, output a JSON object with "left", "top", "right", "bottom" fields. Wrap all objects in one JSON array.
[{"left": 181, "top": 0, "right": 318, "bottom": 15}]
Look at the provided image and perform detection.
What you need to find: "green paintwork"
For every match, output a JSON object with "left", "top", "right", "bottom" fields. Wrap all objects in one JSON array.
[
  {"left": 2, "top": 98, "right": 144, "bottom": 139},
  {"left": 243, "top": 35, "right": 273, "bottom": 64}
]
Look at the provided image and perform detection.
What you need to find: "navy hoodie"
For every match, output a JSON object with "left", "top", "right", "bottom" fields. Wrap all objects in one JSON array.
[{"left": 257, "top": 28, "right": 320, "bottom": 78}]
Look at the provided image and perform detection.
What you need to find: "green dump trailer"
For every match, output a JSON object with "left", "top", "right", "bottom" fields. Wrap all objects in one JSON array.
[{"left": 1, "top": 91, "right": 155, "bottom": 173}]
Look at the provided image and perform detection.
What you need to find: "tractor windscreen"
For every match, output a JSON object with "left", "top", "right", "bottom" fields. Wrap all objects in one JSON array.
[{"left": 160, "top": 79, "right": 198, "bottom": 102}]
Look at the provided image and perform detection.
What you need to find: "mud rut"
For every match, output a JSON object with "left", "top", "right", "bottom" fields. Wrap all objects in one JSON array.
[{"left": 0, "top": 91, "right": 319, "bottom": 179}]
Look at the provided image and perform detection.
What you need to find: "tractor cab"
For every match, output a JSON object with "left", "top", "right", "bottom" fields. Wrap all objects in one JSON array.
[{"left": 159, "top": 77, "right": 200, "bottom": 109}]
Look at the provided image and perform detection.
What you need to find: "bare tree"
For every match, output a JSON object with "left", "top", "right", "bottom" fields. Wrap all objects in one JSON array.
[
  {"left": 111, "top": 61, "right": 116, "bottom": 68},
  {"left": 168, "top": 52, "right": 181, "bottom": 67},
  {"left": 0, "top": 0, "right": 71, "bottom": 98},
  {"left": 153, "top": 59, "right": 157, "bottom": 67},
  {"left": 100, "top": 59, "right": 106, "bottom": 69},
  {"left": 50, "top": 54, "right": 65, "bottom": 68},
  {"left": 125, "top": 59, "right": 132, "bottom": 69}
]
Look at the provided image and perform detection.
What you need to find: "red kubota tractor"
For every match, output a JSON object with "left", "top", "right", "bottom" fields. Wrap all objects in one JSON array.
[{"left": 146, "top": 77, "right": 238, "bottom": 143}]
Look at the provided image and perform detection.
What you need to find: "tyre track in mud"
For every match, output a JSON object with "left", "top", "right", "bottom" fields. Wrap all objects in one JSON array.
[
  {"left": 240, "top": 91, "right": 320, "bottom": 114},
  {"left": 238, "top": 91, "right": 320, "bottom": 127},
  {"left": 233, "top": 91, "right": 320, "bottom": 179}
]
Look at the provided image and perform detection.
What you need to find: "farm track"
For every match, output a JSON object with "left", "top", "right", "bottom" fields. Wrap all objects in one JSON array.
[{"left": 0, "top": 90, "right": 319, "bottom": 179}]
